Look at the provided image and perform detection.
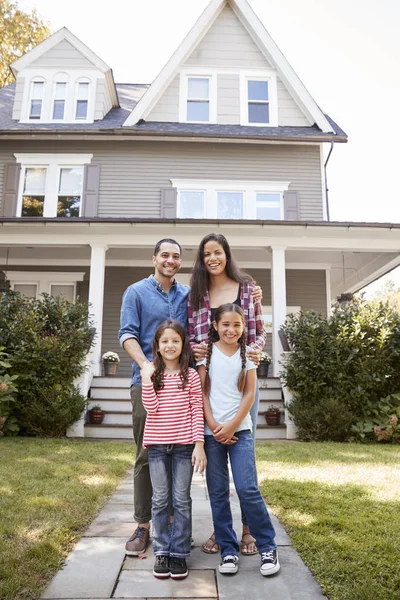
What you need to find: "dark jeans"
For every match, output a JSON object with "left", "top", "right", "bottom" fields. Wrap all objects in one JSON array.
[
  {"left": 130, "top": 385, "right": 152, "bottom": 523},
  {"left": 205, "top": 430, "right": 276, "bottom": 558},
  {"left": 148, "top": 444, "right": 194, "bottom": 557}
]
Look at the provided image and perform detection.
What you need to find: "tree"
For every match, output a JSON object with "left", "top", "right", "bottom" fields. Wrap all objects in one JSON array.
[
  {"left": 0, "top": 0, "right": 50, "bottom": 88},
  {"left": 372, "top": 278, "right": 400, "bottom": 313}
]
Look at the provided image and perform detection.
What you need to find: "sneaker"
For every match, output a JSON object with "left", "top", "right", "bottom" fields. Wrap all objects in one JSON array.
[
  {"left": 260, "top": 549, "right": 280, "bottom": 576},
  {"left": 170, "top": 557, "right": 188, "bottom": 580},
  {"left": 153, "top": 555, "right": 170, "bottom": 579},
  {"left": 125, "top": 526, "right": 150, "bottom": 556},
  {"left": 219, "top": 554, "right": 239, "bottom": 574}
]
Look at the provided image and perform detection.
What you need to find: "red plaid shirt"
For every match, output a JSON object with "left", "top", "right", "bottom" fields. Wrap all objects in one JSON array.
[{"left": 187, "top": 282, "right": 266, "bottom": 350}]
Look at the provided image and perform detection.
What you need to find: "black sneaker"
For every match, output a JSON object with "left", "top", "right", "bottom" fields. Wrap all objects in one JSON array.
[
  {"left": 169, "top": 557, "right": 188, "bottom": 580},
  {"left": 219, "top": 554, "right": 239, "bottom": 574},
  {"left": 153, "top": 555, "right": 170, "bottom": 579},
  {"left": 260, "top": 549, "right": 280, "bottom": 576}
]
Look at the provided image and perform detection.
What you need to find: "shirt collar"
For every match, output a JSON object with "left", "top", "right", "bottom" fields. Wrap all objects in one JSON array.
[{"left": 148, "top": 274, "right": 177, "bottom": 293}]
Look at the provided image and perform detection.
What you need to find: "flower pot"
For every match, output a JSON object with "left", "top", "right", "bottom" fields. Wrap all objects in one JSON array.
[
  {"left": 264, "top": 412, "right": 280, "bottom": 426},
  {"left": 257, "top": 361, "right": 270, "bottom": 378},
  {"left": 103, "top": 361, "right": 118, "bottom": 376},
  {"left": 88, "top": 409, "right": 105, "bottom": 425}
]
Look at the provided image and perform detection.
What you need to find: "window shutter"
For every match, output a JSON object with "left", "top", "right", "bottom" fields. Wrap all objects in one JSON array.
[
  {"left": 284, "top": 190, "right": 299, "bottom": 221},
  {"left": 2, "top": 163, "right": 21, "bottom": 216},
  {"left": 81, "top": 164, "right": 100, "bottom": 217},
  {"left": 161, "top": 187, "right": 177, "bottom": 218}
]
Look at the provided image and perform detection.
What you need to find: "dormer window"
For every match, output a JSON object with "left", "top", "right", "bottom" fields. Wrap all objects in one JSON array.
[
  {"left": 187, "top": 77, "right": 210, "bottom": 122},
  {"left": 29, "top": 80, "right": 44, "bottom": 119},
  {"left": 240, "top": 73, "right": 278, "bottom": 126},
  {"left": 52, "top": 81, "right": 67, "bottom": 120},
  {"left": 75, "top": 81, "right": 89, "bottom": 119},
  {"left": 248, "top": 80, "right": 269, "bottom": 124}
]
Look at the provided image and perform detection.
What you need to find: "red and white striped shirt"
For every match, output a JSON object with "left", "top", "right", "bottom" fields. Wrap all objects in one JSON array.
[{"left": 142, "top": 368, "right": 204, "bottom": 448}]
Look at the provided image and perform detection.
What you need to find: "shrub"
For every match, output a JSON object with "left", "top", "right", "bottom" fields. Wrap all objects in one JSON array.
[
  {"left": 0, "top": 292, "right": 94, "bottom": 436},
  {"left": 280, "top": 297, "right": 400, "bottom": 441},
  {"left": 0, "top": 346, "right": 19, "bottom": 436}
]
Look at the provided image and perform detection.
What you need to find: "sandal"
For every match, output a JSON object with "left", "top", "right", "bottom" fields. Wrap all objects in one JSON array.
[
  {"left": 240, "top": 532, "right": 258, "bottom": 555},
  {"left": 201, "top": 532, "right": 220, "bottom": 554}
]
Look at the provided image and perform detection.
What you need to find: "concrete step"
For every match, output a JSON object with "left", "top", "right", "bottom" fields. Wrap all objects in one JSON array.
[
  {"left": 103, "top": 411, "right": 132, "bottom": 426},
  {"left": 84, "top": 424, "right": 133, "bottom": 439},
  {"left": 88, "top": 399, "right": 131, "bottom": 412},
  {"left": 92, "top": 376, "right": 130, "bottom": 388},
  {"left": 91, "top": 387, "right": 131, "bottom": 400}
]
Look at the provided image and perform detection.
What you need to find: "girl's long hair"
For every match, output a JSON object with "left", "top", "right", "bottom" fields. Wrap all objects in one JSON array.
[
  {"left": 151, "top": 320, "right": 192, "bottom": 391},
  {"left": 204, "top": 304, "right": 247, "bottom": 396},
  {"left": 189, "top": 233, "right": 253, "bottom": 311}
]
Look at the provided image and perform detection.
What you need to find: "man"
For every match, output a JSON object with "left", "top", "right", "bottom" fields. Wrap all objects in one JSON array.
[{"left": 118, "top": 238, "right": 189, "bottom": 556}]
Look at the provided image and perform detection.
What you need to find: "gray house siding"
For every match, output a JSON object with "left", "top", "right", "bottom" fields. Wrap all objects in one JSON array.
[
  {"left": 147, "top": 75, "right": 180, "bottom": 122},
  {"left": 0, "top": 140, "right": 324, "bottom": 220},
  {"left": 11, "top": 78, "right": 25, "bottom": 121},
  {"left": 217, "top": 74, "right": 240, "bottom": 124},
  {"left": 184, "top": 5, "right": 272, "bottom": 69},
  {"left": 30, "top": 39, "right": 96, "bottom": 69},
  {"left": 277, "top": 79, "right": 311, "bottom": 127},
  {"left": 94, "top": 79, "right": 112, "bottom": 121}
]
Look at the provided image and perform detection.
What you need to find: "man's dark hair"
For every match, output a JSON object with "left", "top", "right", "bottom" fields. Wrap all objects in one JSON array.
[{"left": 153, "top": 238, "right": 182, "bottom": 256}]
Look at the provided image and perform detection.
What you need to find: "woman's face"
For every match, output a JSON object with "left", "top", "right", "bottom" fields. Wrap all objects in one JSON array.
[{"left": 203, "top": 241, "right": 227, "bottom": 276}]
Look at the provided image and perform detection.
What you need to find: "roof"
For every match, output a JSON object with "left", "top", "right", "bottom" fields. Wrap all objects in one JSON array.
[{"left": 0, "top": 82, "right": 346, "bottom": 142}]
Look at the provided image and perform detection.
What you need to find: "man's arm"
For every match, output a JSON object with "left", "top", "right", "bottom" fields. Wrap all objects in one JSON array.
[
  {"left": 119, "top": 286, "right": 148, "bottom": 367},
  {"left": 122, "top": 338, "right": 148, "bottom": 369}
]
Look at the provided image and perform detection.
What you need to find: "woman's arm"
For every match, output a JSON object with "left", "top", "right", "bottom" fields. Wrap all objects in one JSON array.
[
  {"left": 188, "top": 370, "right": 205, "bottom": 443},
  {"left": 253, "top": 297, "right": 267, "bottom": 351},
  {"left": 213, "top": 369, "right": 256, "bottom": 444}
]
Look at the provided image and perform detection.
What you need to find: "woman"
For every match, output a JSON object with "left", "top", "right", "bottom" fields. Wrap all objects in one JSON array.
[{"left": 188, "top": 233, "right": 267, "bottom": 555}]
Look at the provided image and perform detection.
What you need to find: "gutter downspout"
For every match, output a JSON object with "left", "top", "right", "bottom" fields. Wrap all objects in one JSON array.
[{"left": 324, "top": 142, "right": 334, "bottom": 221}]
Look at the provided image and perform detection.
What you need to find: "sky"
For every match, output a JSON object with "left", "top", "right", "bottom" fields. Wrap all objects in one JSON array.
[{"left": 16, "top": 0, "right": 400, "bottom": 291}]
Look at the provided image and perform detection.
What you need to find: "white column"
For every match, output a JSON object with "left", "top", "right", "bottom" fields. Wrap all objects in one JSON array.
[
  {"left": 88, "top": 244, "right": 108, "bottom": 376},
  {"left": 325, "top": 268, "right": 332, "bottom": 317},
  {"left": 271, "top": 246, "right": 287, "bottom": 376}
]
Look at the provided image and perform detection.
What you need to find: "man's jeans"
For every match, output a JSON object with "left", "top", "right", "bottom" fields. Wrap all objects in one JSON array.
[
  {"left": 148, "top": 444, "right": 194, "bottom": 557},
  {"left": 130, "top": 385, "right": 152, "bottom": 523},
  {"left": 205, "top": 430, "right": 276, "bottom": 558}
]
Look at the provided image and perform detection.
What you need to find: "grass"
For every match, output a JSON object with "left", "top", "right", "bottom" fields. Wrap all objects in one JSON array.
[
  {"left": 0, "top": 438, "right": 135, "bottom": 600},
  {"left": 256, "top": 442, "right": 400, "bottom": 600}
]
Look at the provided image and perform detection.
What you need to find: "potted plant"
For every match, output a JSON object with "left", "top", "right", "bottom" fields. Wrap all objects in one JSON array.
[
  {"left": 257, "top": 351, "right": 271, "bottom": 378},
  {"left": 264, "top": 405, "right": 281, "bottom": 426},
  {"left": 87, "top": 403, "right": 105, "bottom": 425},
  {"left": 102, "top": 351, "right": 120, "bottom": 376}
]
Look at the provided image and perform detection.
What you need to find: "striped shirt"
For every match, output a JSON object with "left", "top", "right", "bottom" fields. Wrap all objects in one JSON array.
[
  {"left": 142, "top": 368, "right": 204, "bottom": 448},
  {"left": 187, "top": 282, "right": 267, "bottom": 350}
]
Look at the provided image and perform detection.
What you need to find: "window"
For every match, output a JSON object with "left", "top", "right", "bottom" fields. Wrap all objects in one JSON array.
[
  {"left": 13, "top": 284, "right": 38, "bottom": 298},
  {"left": 6, "top": 272, "right": 84, "bottom": 300},
  {"left": 15, "top": 154, "right": 92, "bottom": 218},
  {"left": 50, "top": 284, "right": 75, "bottom": 302},
  {"left": 187, "top": 77, "right": 210, "bottom": 122},
  {"left": 173, "top": 179, "right": 290, "bottom": 220},
  {"left": 75, "top": 82, "right": 89, "bottom": 119},
  {"left": 248, "top": 80, "right": 269, "bottom": 124},
  {"left": 29, "top": 81, "right": 44, "bottom": 119},
  {"left": 52, "top": 82, "right": 67, "bottom": 120}
]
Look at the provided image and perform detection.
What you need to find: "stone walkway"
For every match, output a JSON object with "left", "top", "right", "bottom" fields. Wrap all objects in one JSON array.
[{"left": 41, "top": 468, "right": 326, "bottom": 600}]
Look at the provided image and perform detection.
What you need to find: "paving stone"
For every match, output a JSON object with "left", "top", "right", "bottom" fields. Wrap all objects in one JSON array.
[
  {"left": 41, "top": 537, "right": 126, "bottom": 599},
  {"left": 113, "top": 569, "right": 217, "bottom": 598},
  {"left": 96, "top": 504, "right": 134, "bottom": 522},
  {"left": 85, "top": 521, "right": 136, "bottom": 537},
  {"left": 108, "top": 493, "right": 134, "bottom": 504}
]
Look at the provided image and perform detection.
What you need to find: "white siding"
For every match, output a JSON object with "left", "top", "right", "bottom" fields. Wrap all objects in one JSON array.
[
  {"left": 218, "top": 74, "right": 240, "bottom": 124},
  {"left": 11, "top": 78, "right": 25, "bottom": 120},
  {"left": 147, "top": 75, "right": 180, "bottom": 122},
  {"left": 184, "top": 5, "right": 272, "bottom": 69},
  {"left": 277, "top": 78, "right": 311, "bottom": 126},
  {"left": 30, "top": 39, "right": 96, "bottom": 69},
  {"left": 94, "top": 78, "right": 112, "bottom": 121}
]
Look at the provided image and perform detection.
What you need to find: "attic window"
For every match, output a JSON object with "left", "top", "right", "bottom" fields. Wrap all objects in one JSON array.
[
  {"left": 240, "top": 73, "right": 278, "bottom": 127},
  {"left": 187, "top": 77, "right": 210, "bottom": 122},
  {"left": 248, "top": 80, "right": 269, "bottom": 124},
  {"left": 52, "top": 82, "right": 67, "bottom": 120},
  {"left": 75, "top": 82, "right": 89, "bottom": 119},
  {"left": 29, "top": 81, "right": 44, "bottom": 119}
]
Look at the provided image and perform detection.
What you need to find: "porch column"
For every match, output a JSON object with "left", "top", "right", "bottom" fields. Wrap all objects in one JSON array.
[
  {"left": 271, "top": 246, "right": 287, "bottom": 376},
  {"left": 88, "top": 244, "right": 108, "bottom": 376}
]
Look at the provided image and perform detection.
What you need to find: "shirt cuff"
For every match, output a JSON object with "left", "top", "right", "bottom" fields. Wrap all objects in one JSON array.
[{"left": 119, "top": 333, "right": 138, "bottom": 348}]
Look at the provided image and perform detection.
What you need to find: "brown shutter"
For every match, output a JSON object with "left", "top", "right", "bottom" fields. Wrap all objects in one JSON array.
[
  {"left": 284, "top": 190, "right": 299, "bottom": 221},
  {"left": 81, "top": 164, "right": 100, "bottom": 217},
  {"left": 161, "top": 187, "right": 177, "bottom": 218},
  {"left": 2, "top": 163, "right": 21, "bottom": 216}
]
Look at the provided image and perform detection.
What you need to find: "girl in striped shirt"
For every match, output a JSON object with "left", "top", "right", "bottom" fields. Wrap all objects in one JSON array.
[{"left": 141, "top": 320, "right": 206, "bottom": 580}]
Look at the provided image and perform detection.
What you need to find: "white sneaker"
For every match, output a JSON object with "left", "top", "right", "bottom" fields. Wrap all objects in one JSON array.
[
  {"left": 219, "top": 554, "right": 239, "bottom": 574},
  {"left": 260, "top": 549, "right": 280, "bottom": 576}
]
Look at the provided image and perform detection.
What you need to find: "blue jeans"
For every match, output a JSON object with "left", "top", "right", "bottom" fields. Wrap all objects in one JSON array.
[
  {"left": 148, "top": 444, "right": 194, "bottom": 558},
  {"left": 205, "top": 431, "right": 276, "bottom": 558}
]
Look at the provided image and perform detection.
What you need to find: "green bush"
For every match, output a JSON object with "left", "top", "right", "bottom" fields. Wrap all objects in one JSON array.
[
  {"left": 280, "top": 297, "right": 400, "bottom": 441},
  {"left": 0, "top": 292, "right": 94, "bottom": 436},
  {"left": 0, "top": 346, "right": 19, "bottom": 436}
]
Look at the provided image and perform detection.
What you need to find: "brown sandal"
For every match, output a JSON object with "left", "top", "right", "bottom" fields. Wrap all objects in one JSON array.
[
  {"left": 240, "top": 532, "right": 258, "bottom": 555},
  {"left": 201, "top": 532, "right": 220, "bottom": 554}
]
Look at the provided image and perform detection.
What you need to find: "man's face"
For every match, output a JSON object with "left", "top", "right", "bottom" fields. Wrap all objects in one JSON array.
[{"left": 152, "top": 242, "right": 182, "bottom": 279}]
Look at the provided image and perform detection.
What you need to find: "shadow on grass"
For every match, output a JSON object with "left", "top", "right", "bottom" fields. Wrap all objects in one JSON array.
[{"left": 259, "top": 476, "right": 400, "bottom": 600}]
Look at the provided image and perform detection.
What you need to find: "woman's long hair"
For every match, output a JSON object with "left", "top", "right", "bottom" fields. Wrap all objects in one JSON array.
[
  {"left": 189, "top": 233, "right": 253, "bottom": 311},
  {"left": 204, "top": 304, "right": 247, "bottom": 396},
  {"left": 151, "top": 320, "right": 192, "bottom": 391}
]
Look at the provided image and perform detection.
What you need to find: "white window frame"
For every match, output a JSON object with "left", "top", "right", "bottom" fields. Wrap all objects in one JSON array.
[
  {"left": 240, "top": 71, "right": 278, "bottom": 127},
  {"left": 179, "top": 70, "right": 217, "bottom": 124},
  {"left": 14, "top": 154, "right": 92, "bottom": 218},
  {"left": 5, "top": 271, "right": 85, "bottom": 300},
  {"left": 172, "top": 179, "right": 290, "bottom": 220},
  {"left": 28, "top": 78, "right": 45, "bottom": 120},
  {"left": 75, "top": 79, "right": 90, "bottom": 120},
  {"left": 51, "top": 74, "right": 69, "bottom": 121}
]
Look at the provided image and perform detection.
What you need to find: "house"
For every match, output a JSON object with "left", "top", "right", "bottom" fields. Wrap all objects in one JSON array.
[{"left": 1, "top": 0, "right": 399, "bottom": 440}]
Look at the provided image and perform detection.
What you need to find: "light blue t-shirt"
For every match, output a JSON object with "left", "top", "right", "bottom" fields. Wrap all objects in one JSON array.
[{"left": 199, "top": 344, "right": 256, "bottom": 435}]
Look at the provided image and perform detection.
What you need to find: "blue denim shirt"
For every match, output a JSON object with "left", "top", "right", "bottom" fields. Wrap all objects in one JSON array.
[{"left": 118, "top": 275, "right": 190, "bottom": 386}]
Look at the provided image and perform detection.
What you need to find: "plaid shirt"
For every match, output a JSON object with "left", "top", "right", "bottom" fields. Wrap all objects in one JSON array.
[{"left": 187, "top": 282, "right": 267, "bottom": 350}]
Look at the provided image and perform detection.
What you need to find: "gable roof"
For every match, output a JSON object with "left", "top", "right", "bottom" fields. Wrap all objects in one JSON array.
[
  {"left": 123, "top": 0, "right": 334, "bottom": 133},
  {"left": 10, "top": 27, "right": 119, "bottom": 107}
]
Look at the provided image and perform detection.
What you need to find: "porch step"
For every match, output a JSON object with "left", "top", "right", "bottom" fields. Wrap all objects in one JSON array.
[
  {"left": 84, "top": 423, "right": 133, "bottom": 439},
  {"left": 256, "top": 424, "right": 287, "bottom": 439}
]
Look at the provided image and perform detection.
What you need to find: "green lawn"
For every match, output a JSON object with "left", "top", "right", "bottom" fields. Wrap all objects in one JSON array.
[
  {"left": 0, "top": 438, "right": 135, "bottom": 600},
  {"left": 257, "top": 442, "right": 400, "bottom": 600}
]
